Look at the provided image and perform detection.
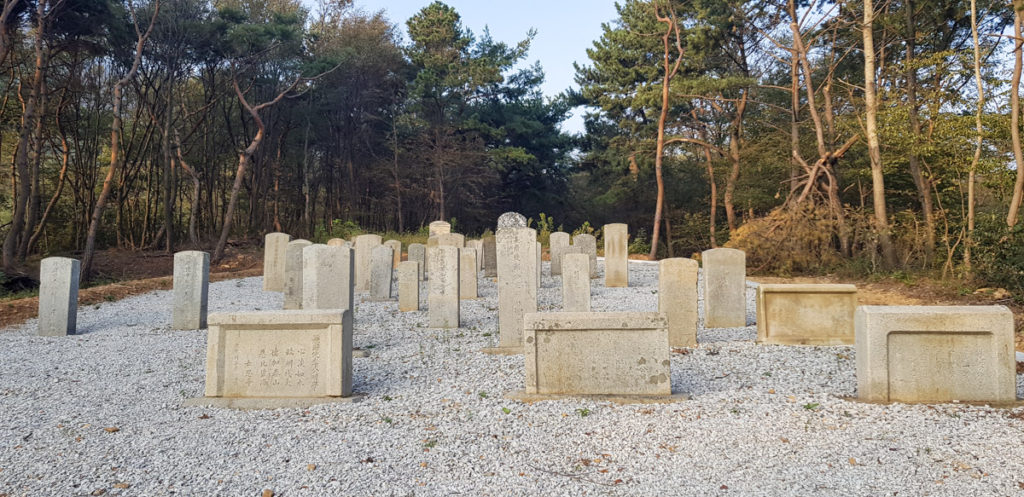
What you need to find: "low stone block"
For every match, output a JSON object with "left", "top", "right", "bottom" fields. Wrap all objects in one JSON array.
[
  {"left": 38, "top": 257, "right": 79, "bottom": 336},
  {"left": 199, "top": 310, "right": 354, "bottom": 403},
  {"left": 459, "top": 248, "right": 478, "bottom": 299},
  {"left": 856, "top": 305, "right": 1015, "bottom": 404},
  {"left": 262, "top": 232, "right": 290, "bottom": 291},
  {"left": 521, "top": 312, "right": 671, "bottom": 396},
  {"left": 572, "top": 233, "right": 598, "bottom": 278},
  {"left": 408, "top": 243, "right": 426, "bottom": 281},
  {"left": 561, "top": 253, "right": 590, "bottom": 312},
  {"left": 604, "top": 223, "right": 628, "bottom": 287},
  {"left": 756, "top": 284, "right": 856, "bottom": 345},
  {"left": 283, "top": 239, "right": 312, "bottom": 310},
  {"left": 369, "top": 245, "right": 394, "bottom": 301},
  {"left": 173, "top": 251, "right": 210, "bottom": 330},
  {"left": 302, "top": 245, "right": 353, "bottom": 312},
  {"left": 702, "top": 248, "right": 746, "bottom": 328},
  {"left": 398, "top": 261, "right": 420, "bottom": 312},
  {"left": 428, "top": 245, "right": 460, "bottom": 328},
  {"left": 384, "top": 240, "right": 402, "bottom": 268},
  {"left": 659, "top": 258, "right": 698, "bottom": 348},
  {"left": 549, "top": 231, "right": 570, "bottom": 276}
]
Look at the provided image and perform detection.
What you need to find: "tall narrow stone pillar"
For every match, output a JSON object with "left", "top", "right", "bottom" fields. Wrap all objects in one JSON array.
[
  {"left": 702, "top": 248, "right": 746, "bottom": 328},
  {"left": 459, "top": 248, "right": 478, "bottom": 299},
  {"left": 262, "top": 232, "right": 290, "bottom": 291},
  {"left": 659, "top": 258, "right": 699, "bottom": 347},
  {"left": 536, "top": 242, "right": 542, "bottom": 290},
  {"left": 353, "top": 234, "right": 382, "bottom": 292},
  {"left": 384, "top": 239, "right": 402, "bottom": 268},
  {"left": 172, "top": 251, "right": 210, "bottom": 330},
  {"left": 561, "top": 253, "right": 591, "bottom": 312},
  {"left": 302, "top": 244, "right": 354, "bottom": 313},
  {"left": 484, "top": 227, "right": 537, "bottom": 354},
  {"left": 482, "top": 236, "right": 497, "bottom": 278},
  {"left": 38, "top": 257, "right": 79, "bottom": 336},
  {"left": 428, "top": 245, "right": 460, "bottom": 328},
  {"left": 408, "top": 243, "right": 426, "bottom": 281},
  {"left": 549, "top": 232, "right": 571, "bottom": 276},
  {"left": 398, "top": 261, "right": 420, "bottom": 311},
  {"left": 603, "top": 223, "right": 628, "bottom": 287},
  {"left": 572, "top": 233, "right": 597, "bottom": 278},
  {"left": 369, "top": 245, "right": 394, "bottom": 301},
  {"left": 283, "top": 239, "right": 312, "bottom": 310}
]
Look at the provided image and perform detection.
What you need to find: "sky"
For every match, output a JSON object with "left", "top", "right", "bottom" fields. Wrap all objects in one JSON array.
[{"left": 308, "top": 0, "right": 621, "bottom": 133}]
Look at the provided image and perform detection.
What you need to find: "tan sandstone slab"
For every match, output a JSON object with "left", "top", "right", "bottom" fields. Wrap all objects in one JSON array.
[
  {"left": 603, "top": 224, "right": 628, "bottom": 287},
  {"left": 517, "top": 312, "right": 674, "bottom": 398},
  {"left": 855, "top": 305, "right": 1015, "bottom": 404},
  {"left": 756, "top": 284, "right": 857, "bottom": 345}
]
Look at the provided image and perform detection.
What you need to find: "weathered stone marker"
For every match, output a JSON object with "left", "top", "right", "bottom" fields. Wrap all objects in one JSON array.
[
  {"left": 369, "top": 245, "right": 394, "bottom": 301},
  {"left": 302, "top": 244, "right": 354, "bottom": 312},
  {"left": 549, "top": 231, "right": 571, "bottom": 276},
  {"left": 497, "top": 211, "right": 527, "bottom": 229},
  {"left": 283, "top": 239, "right": 312, "bottom": 310},
  {"left": 427, "top": 245, "right": 460, "bottom": 328},
  {"left": 485, "top": 227, "right": 537, "bottom": 354},
  {"left": 466, "top": 240, "right": 483, "bottom": 271},
  {"left": 535, "top": 241, "right": 542, "bottom": 289},
  {"left": 459, "top": 248, "right": 478, "bottom": 299},
  {"left": 603, "top": 223, "right": 628, "bottom": 287},
  {"left": 384, "top": 239, "right": 402, "bottom": 268},
  {"left": 185, "top": 310, "right": 357, "bottom": 409},
  {"left": 756, "top": 284, "right": 857, "bottom": 345},
  {"left": 263, "top": 232, "right": 290, "bottom": 292},
  {"left": 430, "top": 232, "right": 465, "bottom": 248},
  {"left": 38, "top": 257, "right": 80, "bottom": 337},
  {"left": 514, "top": 312, "right": 674, "bottom": 400},
  {"left": 659, "top": 258, "right": 698, "bottom": 348},
  {"left": 856, "top": 306, "right": 1015, "bottom": 403},
  {"left": 561, "top": 253, "right": 591, "bottom": 312},
  {"left": 428, "top": 220, "right": 451, "bottom": 237},
  {"left": 353, "top": 234, "right": 382, "bottom": 292},
  {"left": 172, "top": 251, "right": 210, "bottom": 330},
  {"left": 482, "top": 236, "right": 497, "bottom": 277},
  {"left": 702, "top": 247, "right": 746, "bottom": 328},
  {"left": 326, "top": 238, "right": 346, "bottom": 247},
  {"left": 572, "top": 233, "right": 598, "bottom": 278},
  {"left": 398, "top": 261, "right": 420, "bottom": 311},
  {"left": 407, "top": 243, "right": 426, "bottom": 281}
]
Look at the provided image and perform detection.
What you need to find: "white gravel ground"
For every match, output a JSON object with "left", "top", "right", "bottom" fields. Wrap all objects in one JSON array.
[{"left": 3, "top": 261, "right": 1024, "bottom": 496}]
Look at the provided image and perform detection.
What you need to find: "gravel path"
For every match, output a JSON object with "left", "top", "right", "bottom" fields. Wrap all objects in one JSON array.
[{"left": 2, "top": 261, "right": 1024, "bottom": 496}]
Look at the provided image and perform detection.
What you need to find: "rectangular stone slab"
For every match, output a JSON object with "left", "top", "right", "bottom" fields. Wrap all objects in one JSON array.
[
  {"left": 203, "top": 310, "right": 352, "bottom": 399},
  {"left": 522, "top": 312, "right": 671, "bottom": 396},
  {"left": 38, "top": 257, "right": 79, "bottom": 336},
  {"left": 756, "top": 284, "right": 856, "bottom": 345},
  {"left": 855, "top": 305, "right": 1015, "bottom": 403},
  {"left": 603, "top": 224, "right": 628, "bottom": 287}
]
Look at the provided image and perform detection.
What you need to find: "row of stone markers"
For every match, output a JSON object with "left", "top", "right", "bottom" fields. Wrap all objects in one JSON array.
[{"left": 37, "top": 251, "right": 211, "bottom": 337}]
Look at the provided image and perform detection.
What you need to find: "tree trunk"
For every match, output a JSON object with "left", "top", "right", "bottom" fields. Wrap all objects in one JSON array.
[
  {"left": 904, "top": 0, "right": 936, "bottom": 261},
  {"left": 1008, "top": 5, "right": 1024, "bottom": 227},
  {"left": 648, "top": 3, "right": 684, "bottom": 260},
  {"left": 862, "top": 0, "right": 897, "bottom": 268},
  {"left": 965, "top": 0, "right": 985, "bottom": 273}
]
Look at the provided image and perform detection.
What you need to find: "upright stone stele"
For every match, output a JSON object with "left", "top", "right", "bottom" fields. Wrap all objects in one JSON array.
[
  {"left": 408, "top": 243, "right": 426, "bottom": 281},
  {"left": 856, "top": 305, "right": 1015, "bottom": 403},
  {"left": 659, "top": 258, "right": 698, "bottom": 348},
  {"left": 459, "top": 248, "right": 478, "bottom": 299},
  {"left": 572, "top": 233, "right": 598, "bottom": 278},
  {"left": 398, "top": 261, "right": 420, "bottom": 312},
  {"left": 326, "top": 238, "right": 346, "bottom": 247},
  {"left": 283, "top": 239, "right": 312, "bottom": 310},
  {"left": 262, "top": 232, "right": 290, "bottom": 291},
  {"left": 172, "top": 251, "right": 210, "bottom": 330},
  {"left": 302, "top": 244, "right": 354, "bottom": 313},
  {"left": 369, "top": 245, "right": 394, "bottom": 301},
  {"left": 561, "top": 253, "right": 591, "bottom": 312},
  {"left": 185, "top": 309, "right": 357, "bottom": 409},
  {"left": 383, "top": 239, "right": 402, "bottom": 268},
  {"left": 603, "top": 224, "right": 629, "bottom": 287},
  {"left": 428, "top": 221, "right": 451, "bottom": 237},
  {"left": 353, "top": 234, "right": 382, "bottom": 292},
  {"left": 467, "top": 240, "right": 483, "bottom": 271},
  {"left": 535, "top": 242, "right": 542, "bottom": 290},
  {"left": 549, "top": 232, "right": 571, "bottom": 276},
  {"left": 427, "top": 245, "right": 460, "bottom": 328},
  {"left": 511, "top": 312, "right": 678, "bottom": 402},
  {"left": 482, "top": 236, "right": 497, "bottom": 278},
  {"left": 756, "top": 284, "right": 856, "bottom": 345},
  {"left": 701, "top": 248, "right": 746, "bottom": 328},
  {"left": 484, "top": 227, "right": 537, "bottom": 354},
  {"left": 38, "top": 257, "right": 80, "bottom": 337}
]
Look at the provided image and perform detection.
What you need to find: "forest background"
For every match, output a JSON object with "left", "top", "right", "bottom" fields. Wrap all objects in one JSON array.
[{"left": 1, "top": 0, "right": 1023, "bottom": 299}]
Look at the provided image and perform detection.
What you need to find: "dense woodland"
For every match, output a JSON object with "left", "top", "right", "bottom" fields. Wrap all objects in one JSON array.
[{"left": 1, "top": 0, "right": 1024, "bottom": 297}]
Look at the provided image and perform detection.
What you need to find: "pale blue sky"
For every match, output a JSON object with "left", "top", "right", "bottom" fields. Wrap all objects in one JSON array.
[{"left": 311, "top": 1, "right": 621, "bottom": 133}]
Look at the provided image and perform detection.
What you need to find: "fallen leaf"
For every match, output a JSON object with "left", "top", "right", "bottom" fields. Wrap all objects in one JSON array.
[
  {"left": 614, "top": 479, "right": 623, "bottom": 484},
  {"left": 768, "top": 389, "right": 775, "bottom": 394},
  {"left": 103, "top": 427, "right": 119, "bottom": 433},
  {"left": 113, "top": 483, "right": 130, "bottom": 489},
  {"left": 90, "top": 489, "right": 106, "bottom": 496},
  {"left": 598, "top": 469, "right": 609, "bottom": 473},
  {"left": 720, "top": 485, "right": 729, "bottom": 490},
  {"left": 198, "top": 414, "right": 210, "bottom": 420},
  {"left": 307, "top": 464, "right": 316, "bottom": 471},
  {"left": 519, "top": 472, "right": 525, "bottom": 477},
  {"left": 779, "top": 438, "right": 789, "bottom": 443},
  {"left": 420, "top": 462, "right": 428, "bottom": 468},
  {"left": 849, "top": 458, "right": 858, "bottom": 466}
]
